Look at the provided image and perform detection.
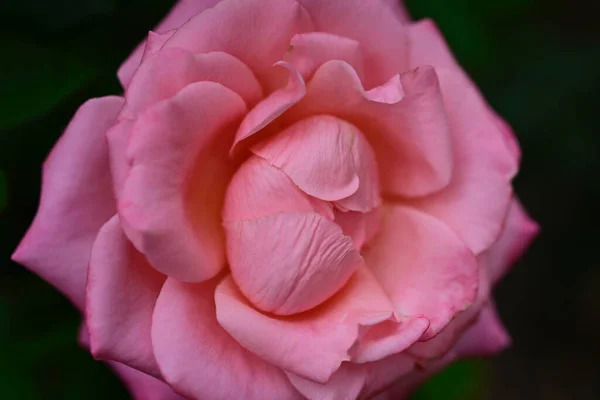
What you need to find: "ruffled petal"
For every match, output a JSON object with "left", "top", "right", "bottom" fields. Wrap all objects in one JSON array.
[
  {"left": 12, "top": 96, "right": 123, "bottom": 310},
  {"left": 224, "top": 212, "right": 362, "bottom": 315},
  {"left": 455, "top": 302, "right": 511, "bottom": 357},
  {"left": 163, "top": 0, "right": 313, "bottom": 83},
  {"left": 86, "top": 215, "right": 165, "bottom": 377},
  {"left": 118, "top": 0, "right": 223, "bottom": 88},
  {"left": 297, "top": 0, "right": 409, "bottom": 88},
  {"left": 406, "top": 69, "right": 517, "bottom": 254},
  {"left": 291, "top": 61, "right": 453, "bottom": 198},
  {"left": 122, "top": 48, "right": 262, "bottom": 119},
  {"left": 284, "top": 32, "right": 365, "bottom": 80},
  {"left": 119, "top": 82, "right": 246, "bottom": 282},
  {"left": 152, "top": 278, "right": 301, "bottom": 400},
  {"left": 486, "top": 198, "right": 539, "bottom": 284},
  {"left": 365, "top": 205, "right": 478, "bottom": 339},
  {"left": 215, "top": 267, "right": 429, "bottom": 383}
]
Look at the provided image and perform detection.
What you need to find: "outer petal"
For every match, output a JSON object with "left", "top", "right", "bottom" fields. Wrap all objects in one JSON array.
[
  {"left": 118, "top": 0, "right": 223, "bottom": 88},
  {"left": 284, "top": 32, "right": 365, "bottom": 80},
  {"left": 224, "top": 212, "right": 362, "bottom": 315},
  {"left": 152, "top": 277, "right": 301, "bottom": 400},
  {"left": 455, "top": 302, "right": 511, "bottom": 358},
  {"left": 291, "top": 61, "right": 453, "bottom": 198},
  {"left": 119, "top": 82, "right": 246, "bottom": 282},
  {"left": 122, "top": 48, "right": 262, "bottom": 119},
  {"left": 406, "top": 69, "right": 517, "bottom": 254},
  {"left": 110, "top": 362, "right": 187, "bottom": 400},
  {"left": 384, "top": 0, "right": 412, "bottom": 23},
  {"left": 407, "top": 19, "right": 521, "bottom": 167},
  {"left": 12, "top": 96, "right": 123, "bottom": 310},
  {"left": 163, "top": 0, "right": 313, "bottom": 83},
  {"left": 86, "top": 215, "right": 165, "bottom": 377},
  {"left": 297, "top": 0, "right": 409, "bottom": 88},
  {"left": 215, "top": 268, "right": 430, "bottom": 383},
  {"left": 286, "top": 352, "right": 416, "bottom": 400},
  {"left": 365, "top": 205, "right": 478, "bottom": 339},
  {"left": 486, "top": 198, "right": 539, "bottom": 284}
]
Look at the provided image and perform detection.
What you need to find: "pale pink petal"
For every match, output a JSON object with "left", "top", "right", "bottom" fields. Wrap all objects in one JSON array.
[
  {"left": 223, "top": 155, "right": 333, "bottom": 223},
  {"left": 252, "top": 116, "right": 366, "bottom": 204},
  {"left": 297, "top": 0, "right": 409, "bottom": 88},
  {"left": 365, "top": 74, "right": 404, "bottom": 104},
  {"left": 12, "top": 96, "right": 123, "bottom": 310},
  {"left": 407, "top": 19, "right": 521, "bottom": 168},
  {"left": 383, "top": 0, "right": 412, "bottom": 23},
  {"left": 291, "top": 61, "right": 453, "bottom": 198},
  {"left": 86, "top": 215, "right": 165, "bottom": 377},
  {"left": 455, "top": 302, "right": 511, "bottom": 358},
  {"left": 232, "top": 62, "right": 305, "bottom": 153},
  {"left": 164, "top": 0, "right": 313, "bottom": 83},
  {"left": 284, "top": 32, "right": 365, "bottom": 80},
  {"left": 334, "top": 208, "right": 382, "bottom": 250},
  {"left": 119, "top": 82, "right": 246, "bottom": 282},
  {"left": 215, "top": 268, "right": 429, "bottom": 383},
  {"left": 406, "top": 69, "right": 517, "bottom": 254},
  {"left": 486, "top": 198, "right": 539, "bottom": 284},
  {"left": 365, "top": 205, "right": 478, "bottom": 339},
  {"left": 152, "top": 277, "right": 302, "bottom": 400},
  {"left": 110, "top": 362, "right": 187, "bottom": 400},
  {"left": 122, "top": 48, "right": 262, "bottom": 119},
  {"left": 287, "top": 352, "right": 416, "bottom": 400},
  {"left": 224, "top": 212, "right": 362, "bottom": 315},
  {"left": 117, "top": 0, "right": 223, "bottom": 88}
]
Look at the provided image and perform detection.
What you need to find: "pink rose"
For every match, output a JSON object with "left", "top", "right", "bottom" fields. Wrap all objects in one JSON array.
[{"left": 12, "top": 1, "right": 538, "bottom": 399}]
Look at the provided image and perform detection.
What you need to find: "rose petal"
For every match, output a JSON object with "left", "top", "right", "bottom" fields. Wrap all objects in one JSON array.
[
  {"left": 383, "top": 0, "right": 412, "bottom": 23},
  {"left": 405, "top": 69, "right": 517, "bottom": 254},
  {"left": 106, "top": 118, "right": 134, "bottom": 199},
  {"left": 297, "top": 0, "right": 409, "bottom": 88},
  {"left": 215, "top": 267, "right": 429, "bottom": 383},
  {"left": 231, "top": 62, "right": 306, "bottom": 153},
  {"left": 252, "top": 116, "right": 378, "bottom": 206},
  {"left": 164, "top": 0, "right": 313, "bottom": 83},
  {"left": 109, "top": 362, "right": 187, "bottom": 400},
  {"left": 152, "top": 277, "right": 301, "bottom": 400},
  {"left": 223, "top": 155, "right": 333, "bottom": 223},
  {"left": 486, "top": 198, "right": 539, "bottom": 284},
  {"left": 224, "top": 212, "right": 362, "bottom": 315},
  {"left": 365, "top": 205, "right": 479, "bottom": 339},
  {"left": 86, "top": 215, "right": 165, "bottom": 377},
  {"left": 284, "top": 32, "right": 365, "bottom": 80},
  {"left": 119, "top": 82, "right": 246, "bottom": 282},
  {"left": 291, "top": 61, "right": 453, "bottom": 198},
  {"left": 12, "top": 96, "right": 123, "bottom": 310},
  {"left": 122, "top": 48, "right": 262, "bottom": 119},
  {"left": 117, "top": 0, "right": 223, "bottom": 88},
  {"left": 455, "top": 302, "right": 511, "bottom": 358},
  {"left": 286, "top": 352, "right": 416, "bottom": 400}
]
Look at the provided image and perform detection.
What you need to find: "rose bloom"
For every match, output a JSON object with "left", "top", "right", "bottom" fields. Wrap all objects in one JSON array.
[{"left": 12, "top": 1, "right": 538, "bottom": 399}]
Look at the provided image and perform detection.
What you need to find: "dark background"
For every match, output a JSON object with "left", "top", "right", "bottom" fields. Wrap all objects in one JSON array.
[{"left": 1, "top": 0, "right": 598, "bottom": 398}]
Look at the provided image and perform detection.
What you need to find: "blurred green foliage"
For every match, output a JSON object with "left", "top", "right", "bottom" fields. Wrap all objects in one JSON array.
[{"left": 1, "top": 0, "right": 599, "bottom": 399}]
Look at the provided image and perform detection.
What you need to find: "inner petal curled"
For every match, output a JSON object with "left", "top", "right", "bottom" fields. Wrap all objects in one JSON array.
[{"left": 223, "top": 115, "right": 382, "bottom": 315}]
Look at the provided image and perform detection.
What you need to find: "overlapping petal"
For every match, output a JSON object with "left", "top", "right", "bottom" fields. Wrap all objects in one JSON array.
[
  {"left": 119, "top": 82, "right": 247, "bottom": 282},
  {"left": 86, "top": 216, "right": 165, "bottom": 377},
  {"left": 152, "top": 278, "right": 302, "bottom": 400},
  {"left": 11, "top": 96, "right": 123, "bottom": 310},
  {"left": 215, "top": 267, "right": 429, "bottom": 383}
]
